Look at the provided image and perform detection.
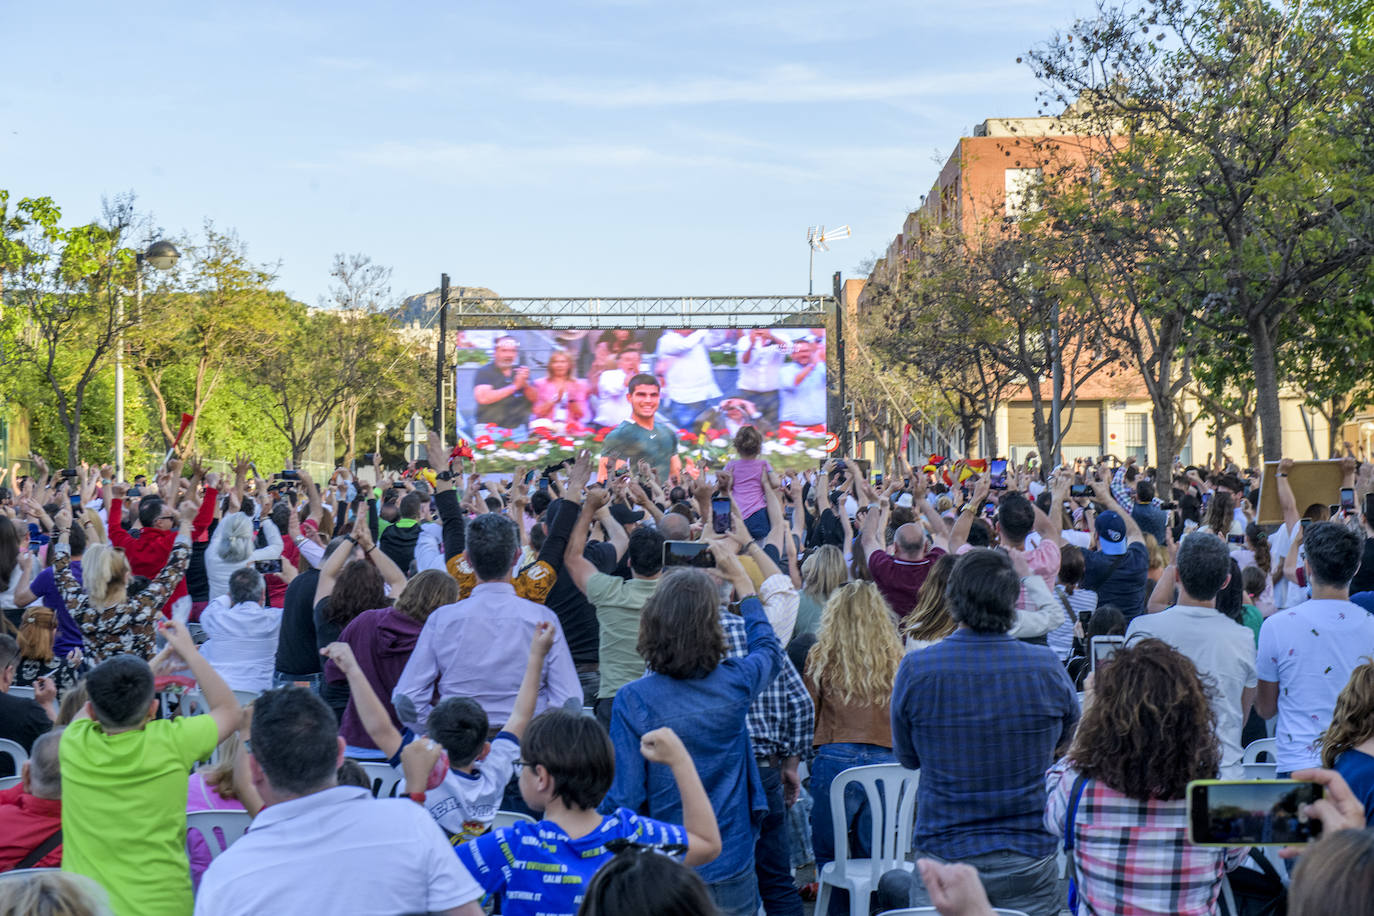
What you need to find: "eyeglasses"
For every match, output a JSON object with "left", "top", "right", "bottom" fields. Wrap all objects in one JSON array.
[{"left": 514, "top": 758, "right": 537, "bottom": 775}]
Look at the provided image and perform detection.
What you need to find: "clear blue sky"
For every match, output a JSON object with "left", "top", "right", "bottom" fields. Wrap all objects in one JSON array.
[{"left": 3, "top": 1, "right": 1094, "bottom": 304}]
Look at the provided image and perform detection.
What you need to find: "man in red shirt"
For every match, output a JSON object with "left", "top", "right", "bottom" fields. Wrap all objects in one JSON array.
[
  {"left": 0, "top": 729, "right": 62, "bottom": 870},
  {"left": 106, "top": 475, "right": 217, "bottom": 621},
  {"left": 860, "top": 485, "right": 947, "bottom": 623}
]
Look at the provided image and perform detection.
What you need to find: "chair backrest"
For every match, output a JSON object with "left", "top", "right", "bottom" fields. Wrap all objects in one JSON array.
[
  {"left": 186, "top": 810, "right": 253, "bottom": 860},
  {"left": 0, "top": 738, "right": 28, "bottom": 776},
  {"left": 7, "top": 685, "right": 35, "bottom": 700},
  {"left": 0, "top": 867, "right": 63, "bottom": 883},
  {"left": 180, "top": 689, "right": 210, "bottom": 718},
  {"left": 491, "top": 810, "right": 537, "bottom": 832},
  {"left": 232, "top": 689, "right": 261, "bottom": 707},
  {"left": 828, "top": 763, "right": 920, "bottom": 887},
  {"left": 1242, "top": 738, "right": 1277, "bottom": 765},
  {"left": 0, "top": 775, "right": 22, "bottom": 791},
  {"left": 355, "top": 761, "right": 405, "bottom": 798}
]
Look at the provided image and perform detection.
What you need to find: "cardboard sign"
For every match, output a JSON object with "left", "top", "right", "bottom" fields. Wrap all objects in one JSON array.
[{"left": 1256, "top": 460, "right": 1344, "bottom": 525}]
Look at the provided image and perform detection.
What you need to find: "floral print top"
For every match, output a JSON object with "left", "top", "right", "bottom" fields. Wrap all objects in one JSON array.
[{"left": 53, "top": 539, "right": 190, "bottom": 662}]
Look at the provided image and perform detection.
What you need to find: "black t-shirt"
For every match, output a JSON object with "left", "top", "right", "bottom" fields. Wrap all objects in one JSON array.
[
  {"left": 1082, "top": 542, "right": 1151, "bottom": 620},
  {"left": 473, "top": 361, "right": 530, "bottom": 430},
  {"left": 545, "top": 540, "right": 619, "bottom": 665},
  {"left": 1351, "top": 538, "right": 1374, "bottom": 595},
  {"left": 313, "top": 596, "right": 350, "bottom": 722},
  {"left": 0, "top": 692, "right": 52, "bottom": 777},
  {"left": 275, "top": 568, "right": 322, "bottom": 676}
]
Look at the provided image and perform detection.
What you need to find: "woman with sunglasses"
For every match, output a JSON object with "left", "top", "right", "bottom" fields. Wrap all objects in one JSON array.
[{"left": 51, "top": 500, "right": 196, "bottom": 662}]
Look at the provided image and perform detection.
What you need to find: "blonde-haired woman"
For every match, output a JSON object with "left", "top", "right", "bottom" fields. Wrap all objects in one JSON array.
[
  {"left": 1319, "top": 659, "right": 1374, "bottom": 824},
  {"left": 52, "top": 502, "right": 194, "bottom": 661},
  {"left": 804, "top": 580, "right": 904, "bottom": 909},
  {"left": 794, "top": 544, "right": 846, "bottom": 639}
]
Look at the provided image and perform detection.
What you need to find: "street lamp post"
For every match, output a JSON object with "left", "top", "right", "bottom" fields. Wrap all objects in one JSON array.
[
  {"left": 374, "top": 422, "right": 385, "bottom": 460},
  {"left": 117, "top": 240, "right": 180, "bottom": 480}
]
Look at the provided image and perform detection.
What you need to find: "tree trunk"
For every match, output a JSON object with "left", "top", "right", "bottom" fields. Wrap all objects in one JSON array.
[
  {"left": 1249, "top": 318, "right": 1283, "bottom": 463},
  {"left": 1151, "top": 399, "right": 1178, "bottom": 471},
  {"left": 1242, "top": 414, "right": 1260, "bottom": 471}
]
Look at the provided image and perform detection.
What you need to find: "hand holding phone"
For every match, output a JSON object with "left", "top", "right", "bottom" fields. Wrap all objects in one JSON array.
[
  {"left": 663, "top": 540, "right": 715, "bottom": 568},
  {"left": 1187, "top": 779, "right": 1324, "bottom": 846}
]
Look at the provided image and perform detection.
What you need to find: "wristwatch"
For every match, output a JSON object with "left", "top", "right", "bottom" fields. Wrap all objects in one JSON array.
[{"left": 436, "top": 471, "right": 454, "bottom": 481}]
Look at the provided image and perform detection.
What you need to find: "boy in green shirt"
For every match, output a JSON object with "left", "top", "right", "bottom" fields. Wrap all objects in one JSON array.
[{"left": 61, "top": 621, "right": 242, "bottom": 916}]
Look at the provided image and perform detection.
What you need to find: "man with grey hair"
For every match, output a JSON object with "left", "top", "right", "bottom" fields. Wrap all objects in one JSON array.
[
  {"left": 199, "top": 566, "right": 281, "bottom": 693},
  {"left": 1126, "top": 531, "right": 1256, "bottom": 778},
  {"left": 393, "top": 513, "right": 582, "bottom": 732},
  {"left": 0, "top": 728, "right": 64, "bottom": 869}
]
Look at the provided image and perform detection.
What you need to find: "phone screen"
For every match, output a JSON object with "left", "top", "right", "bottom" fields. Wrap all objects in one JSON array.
[
  {"left": 1090, "top": 635, "right": 1124, "bottom": 673},
  {"left": 1187, "top": 780, "right": 1324, "bottom": 846},
  {"left": 989, "top": 458, "right": 1008, "bottom": 489},
  {"left": 538, "top": 477, "right": 549, "bottom": 491},
  {"left": 70, "top": 494, "right": 82, "bottom": 510},
  {"left": 711, "top": 498, "right": 732, "bottom": 535},
  {"left": 1227, "top": 533, "right": 1246, "bottom": 546},
  {"left": 1340, "top": 487, "right": 1356, "bottom": 511},
  {"left": 1070, "top": 484, "right": 1090, "bottom": 499},
  {"left": 663, "top": 540, "right": 715, "bottom": 568}
]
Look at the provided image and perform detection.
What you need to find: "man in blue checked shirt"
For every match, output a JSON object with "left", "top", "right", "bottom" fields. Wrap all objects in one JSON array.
[{"left": 885, "top": 548, "right": 1079, "bottom": 916}]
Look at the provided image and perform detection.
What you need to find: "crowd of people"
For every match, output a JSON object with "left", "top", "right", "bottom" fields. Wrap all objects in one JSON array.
[
  {"left": 463, "top": 328, "right": 828, "bottom": 442},
  {"left": 1, "top": 431, "right": 1374, "bottom": 916}
]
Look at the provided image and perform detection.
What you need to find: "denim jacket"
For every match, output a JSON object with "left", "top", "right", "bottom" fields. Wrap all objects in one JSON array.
[{"left": 604, "top": 595, "right": 782, "bottom": 882}]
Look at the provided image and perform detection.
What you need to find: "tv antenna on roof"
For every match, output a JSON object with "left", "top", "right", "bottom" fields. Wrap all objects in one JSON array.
[{"left": 807, "top": 224, "right": 850, "bottom": 295}]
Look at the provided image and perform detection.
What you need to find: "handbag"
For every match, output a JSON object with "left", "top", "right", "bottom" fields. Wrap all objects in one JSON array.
[
  {"left": 1063, "top": 774, "right": 1089, "bottom": 914},
  {"left": 1218, "top": 848, "right": 1287, "bottom": 916}
]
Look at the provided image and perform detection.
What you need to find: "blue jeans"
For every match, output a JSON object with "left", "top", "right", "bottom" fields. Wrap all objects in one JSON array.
[
  {"left": 907, "top": 848, "right": 1059, "bottom": 916},
  {"left": 755, "top": 764, "right": 804, "bottom": 916},
  {"left": 667, "top": 400, "right": 709, "bottom": 431},
  {"left": 809, "top": 743, "right": 896, "bottom": 876},
  {"left": 707, "top": 866, "right": 760, "bottom": 916},
  {"left": 744, "top": 508, "right": 771, "bottom": 541}
]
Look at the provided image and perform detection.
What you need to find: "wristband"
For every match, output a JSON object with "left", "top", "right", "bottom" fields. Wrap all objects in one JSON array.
[
  {"left": 1276, "top": 473, "right": 1288, "bottom": 478},
  {"left": 407, "top": 791, "right": 426, "bottom": 804}
]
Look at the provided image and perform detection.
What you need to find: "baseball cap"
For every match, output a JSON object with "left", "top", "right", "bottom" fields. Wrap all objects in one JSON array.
[
  {"left": 609, "top": 504, "right": 645, "bottom": 525},
  {"left": 1095, "top": 511, "right": 1128, "bottom": 556}
]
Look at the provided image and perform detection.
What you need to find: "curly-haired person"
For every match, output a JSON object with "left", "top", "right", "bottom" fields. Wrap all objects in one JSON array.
[{"left": 1046, "top": 639, "right": 1246, "bottom": 916}]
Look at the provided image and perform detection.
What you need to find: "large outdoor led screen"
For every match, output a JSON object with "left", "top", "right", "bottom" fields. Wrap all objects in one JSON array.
[{"left": 452, "top": 327, "right": 829, "bottom": 473}]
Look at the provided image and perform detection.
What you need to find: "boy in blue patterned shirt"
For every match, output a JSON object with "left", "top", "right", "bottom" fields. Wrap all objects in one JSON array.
[{"left": 447, "top": 710, "right": 720, "bottom": 916}]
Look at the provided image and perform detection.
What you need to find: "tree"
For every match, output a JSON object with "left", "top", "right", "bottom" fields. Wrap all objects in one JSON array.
[
  {"left": 1027, "top": 0, "right": 1374, "bottom": 461},
  {"left": 0, "top": 192, "right": 142, "bottom": 465},
  {"left": 130, "top": 223, "right": 280, "bottom": 454},
  {"left": 1283, "top": 270, "right": 1374, "bottom": 456}
]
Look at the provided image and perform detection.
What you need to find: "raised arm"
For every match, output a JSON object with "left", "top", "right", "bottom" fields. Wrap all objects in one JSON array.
[
  {"left": 321, "top": 641, "right": 403, "bottom": 758},
  {"left": 1090, "top": 476, "right": 1144, "bottom": 546},
  {"left": 947, "top": 474, "right": 991, "bottom": 553},
  {"left": 564, "top": 487, "right": 610, "bottom": 594},
  {"left": 354, "top": 516, "right": 407, "bottom": 595},
  {"left": 1275, "top": 457, "right": 1300, "bottom": 531},
  {"left": 160, "top": 619, "right": 242, "bottom": 743},
  {"left": 502, "top": 622, "right": 556, "bottom": 740},
  {"left": 639, "top": 727, "right": 722, "bottom": 867}
]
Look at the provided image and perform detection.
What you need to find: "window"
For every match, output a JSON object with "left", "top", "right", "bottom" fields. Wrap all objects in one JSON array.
[
  {"left": 1005, "top": 167, "right": 1043, "bottom": 217},
  {"left": 1125, "top": 412, "right": 1149, "bottom": 465}
]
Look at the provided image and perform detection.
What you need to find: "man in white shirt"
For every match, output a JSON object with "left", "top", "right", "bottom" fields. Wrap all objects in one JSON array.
[
  {"left": 735, "top": 329, "right": 788, "bottom": 425},
  {"left": 392, "top": 513, "right": 582, "bottom": 730},
  {"left": 199, "top": 568, "right": 282, "bottom": 693},
  {"left": 593, "top": 348, "right": 642, "bottom": 428},
  {"left": 1256, "top": 521, "right": 1374, "bottom": 774},
  {"left": 778, "top": 337, "right": 827, "bottom": 426},
  {"left": 1126, "top": 532, "right": 1257, "bottom": 778},
  {"left": 195, "top": 688, "right": 483, "bottom": 916},
  {"left": 654, "top": 329, "right": 722, "bottom": 429}
]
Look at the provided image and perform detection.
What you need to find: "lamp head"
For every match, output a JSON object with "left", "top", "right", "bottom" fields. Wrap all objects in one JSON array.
[{"left": 143, "top": 240, "right": 181, "bottom": 271}]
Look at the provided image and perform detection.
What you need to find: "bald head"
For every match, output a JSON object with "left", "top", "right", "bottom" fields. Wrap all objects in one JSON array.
[
  {"left": 656, "top": 514, "right": 691, "bottom": 541},
  {"left": 894, "top": 523, "right": 926, "bottom": 559},
  {"left": 26, "top": 729, "right": 62, "bottom": 799}
]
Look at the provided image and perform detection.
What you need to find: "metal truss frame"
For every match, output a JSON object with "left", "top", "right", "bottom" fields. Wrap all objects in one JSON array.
[{"left": 445, "top": 294, "right": 834, "bottom": 330}]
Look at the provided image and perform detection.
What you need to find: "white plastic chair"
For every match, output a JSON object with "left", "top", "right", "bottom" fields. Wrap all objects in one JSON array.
[
  {"left": 1242, "top": 738, "right": 1278, "bottom": 780},
  {"left": 491, "top": 810, "right": 537, "bottom": 831},
  {"left": 815, "top": 764, "right": 921, "bottom": 916},
  {"left": 0, "top": 867, "right": 63, "bottom": 882},
  {"left": 355, "top": 760, "right": 405, "bottom": 798},
  {"left": 7, "top": 685, "right": 35, "bottom": 700},
  {"left": 878, "top": 908, "right": 1028, "bottom": 916},
  {"left": 0, "top": 738, "right": 28, "bottom": 777},
  {"left": 232, "top": 689, "right": 261, "bottom": 707},
  {"left": 0, "top": 775, "right": 22, "bottom": 791},
  {"left": 186, "top": 810, "right": 253, "bottom": 860}
]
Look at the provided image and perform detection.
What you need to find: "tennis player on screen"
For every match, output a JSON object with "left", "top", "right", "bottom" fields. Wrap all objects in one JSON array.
[{"left": 598, "top": 373, "right": 681, "bottom": 482}]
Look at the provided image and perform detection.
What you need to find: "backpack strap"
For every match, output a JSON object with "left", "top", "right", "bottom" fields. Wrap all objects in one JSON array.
[
  {"left": 1063, "top": 774, "right": 1090, "bottom": 914},
  {"left": 16, "top": 828, "right": 61, "bottom": 869}
]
